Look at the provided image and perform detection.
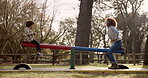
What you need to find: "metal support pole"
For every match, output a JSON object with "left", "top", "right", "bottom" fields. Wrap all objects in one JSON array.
[
  {"left": 52, "top": 50, "right": 55, "bottom": 65},
  {"left": 70, "top": 48, "right": 75, "bottom": 69},
  {"left": 80, "top": 52, "right": 82, "bottom": 64}
]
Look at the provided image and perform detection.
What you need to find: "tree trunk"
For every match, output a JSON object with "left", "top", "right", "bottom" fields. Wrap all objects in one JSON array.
[
  {"left": 144, "top": 35, "right": 148, "bottom": 65},
  {"left": 75, "top": 0, "right": 93, "bottom": 65}
]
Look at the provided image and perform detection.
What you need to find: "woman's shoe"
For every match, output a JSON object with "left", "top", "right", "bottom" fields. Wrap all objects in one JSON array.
[{"left": 108, "top": 63, "right": 119, "bottom": 69}]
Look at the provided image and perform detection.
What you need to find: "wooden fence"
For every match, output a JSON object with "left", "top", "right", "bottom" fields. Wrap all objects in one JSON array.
[{"left": 0, "top": 53, "right": 144, "bottom": 65}]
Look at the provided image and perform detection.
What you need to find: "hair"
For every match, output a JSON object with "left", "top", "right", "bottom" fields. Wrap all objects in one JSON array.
[
  {"left": 26, "top": 21, "right": 35, "bottom": 27},
  {"left": 105, "top": 18, "right": 117, "bottom": 27}
]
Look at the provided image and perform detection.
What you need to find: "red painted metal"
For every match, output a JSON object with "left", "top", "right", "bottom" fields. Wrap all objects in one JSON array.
[{"left": 21, "top": 42, "right": 72, "bottom": 50}]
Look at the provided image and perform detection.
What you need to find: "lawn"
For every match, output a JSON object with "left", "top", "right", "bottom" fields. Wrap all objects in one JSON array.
[
  {"left": 1, "top": 63, "right": 148, "bottom": 69},
  {"left": 0, "top": 72, "right": 148, "bottom": 78},
  {"left": 0, "top": 63, "right": 148, "bottom": 78}
]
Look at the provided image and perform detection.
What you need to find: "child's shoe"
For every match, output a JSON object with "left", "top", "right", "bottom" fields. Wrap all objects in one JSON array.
[{"left": 36, "top": 53, "right": 43, "bottom": 57}]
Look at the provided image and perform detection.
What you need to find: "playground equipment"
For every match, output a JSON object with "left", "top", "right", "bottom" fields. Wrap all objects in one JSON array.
[
  {"left": 13, "top": 42, "right": 128, "bottom": 70},
  {"left": 13, "top": 63, "right": 32, "bottom": 70}
]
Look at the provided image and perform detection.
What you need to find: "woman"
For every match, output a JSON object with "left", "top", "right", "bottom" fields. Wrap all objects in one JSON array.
[{"left": 105, "top": 18, "right": 122, "bottom": 69}]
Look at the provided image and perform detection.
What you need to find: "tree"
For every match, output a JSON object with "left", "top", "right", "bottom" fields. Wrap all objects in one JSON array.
[
  {"left": 90, "top": 0, "right": 148, "bottom": 64},
  {"left": 113, "top": 0, "right": 144, "bottom": 53},
  {"left": 103, "top": 0, "right": 148, "bottom": 64},
  {"left": 50, "top": 18, "right": 76, "bottom": 64},
  {"left": 144, "top": 35, "right": 148, "bottom": 65},
  {"left": 0, "top": 0, "right": 60, "bottom": 63},
  {"left": 75, "top": 0, "right": 93, "bottom": 65},
  {"left": 59, "top": 18, "right": 76, "bottom": 46}
]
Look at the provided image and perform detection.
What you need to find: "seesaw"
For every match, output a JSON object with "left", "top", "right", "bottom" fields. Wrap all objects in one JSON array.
[
  {"left": 20, "top": 42, "right": 125, "bottom": 53},
  {"left": 13, "top": 42, "right": 128, "bottom": 70}
]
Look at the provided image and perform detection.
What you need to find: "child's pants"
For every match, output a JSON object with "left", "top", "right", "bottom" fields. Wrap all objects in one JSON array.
[{"left": 31, "top": 40, "right": 41, "bottom": 52}]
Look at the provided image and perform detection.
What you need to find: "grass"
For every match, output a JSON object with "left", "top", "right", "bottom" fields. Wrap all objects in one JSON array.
[
  {"left": 0, "top": 63, "right": 106, "bottom": 69},
  {"left": 1, "top": 63, "right": 147, "bottom": 69},
  {"left": 0, "top": 63, "right": 148, "bottom": 78},
  {"left": 0, "top": 71, "right": 148, "bottom": 78}
]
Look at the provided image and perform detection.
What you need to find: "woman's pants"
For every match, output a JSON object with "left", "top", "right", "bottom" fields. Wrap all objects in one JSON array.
[{"left": 106, "top": 40, "right": 122, "bottom": 63}]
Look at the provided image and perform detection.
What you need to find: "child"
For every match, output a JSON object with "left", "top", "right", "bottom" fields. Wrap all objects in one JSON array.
[
  {"left": 23, "top": 21, "right": 43, "bottom": 57},
  {"left": 105, "top": 18, "right": 122, "bottom": 69}
]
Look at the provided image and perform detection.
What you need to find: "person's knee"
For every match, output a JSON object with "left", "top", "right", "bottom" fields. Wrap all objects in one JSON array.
[
  {"left": 106, "top": 51, "right": 112, "bottom": 56},
  {"left": 36, "top": 43, "right": 40, "bottom": 46},
  {"left": 31, "top": 40, "right": 39, "bottom": 45}
]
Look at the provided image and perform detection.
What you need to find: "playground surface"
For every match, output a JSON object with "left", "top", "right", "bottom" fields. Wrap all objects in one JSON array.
[{"left": 1, "top": 67, "right": 148, "bottom": 74}]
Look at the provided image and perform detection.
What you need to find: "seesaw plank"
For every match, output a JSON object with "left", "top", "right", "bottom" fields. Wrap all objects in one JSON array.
[
  {"left": 21, "top": 42, "right": 125, "bottom": 53},
  {"left": 74, "top": 47, "right": 124, "bottom": 53},
  {"left": 21, "top": 42, "right": 72, "bottom": 50}
]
